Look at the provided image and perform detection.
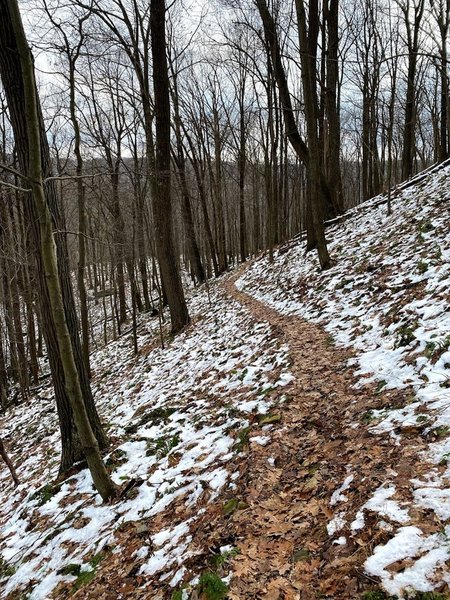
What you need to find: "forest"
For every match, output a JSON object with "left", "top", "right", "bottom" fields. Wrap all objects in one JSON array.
[{"left": 0, "top": 0, "right": 450, "bottom": 598}]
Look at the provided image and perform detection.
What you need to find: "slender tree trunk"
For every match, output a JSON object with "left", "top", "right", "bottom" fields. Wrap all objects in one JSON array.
[
  {"left": 0, "top": 438, "right": 19, "bottom": 486},
  {"left": 171, "top": 73, "right": 205, "bottom": 283}
]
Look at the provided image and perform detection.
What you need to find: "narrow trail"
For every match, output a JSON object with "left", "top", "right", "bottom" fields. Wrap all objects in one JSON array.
[{"left": 222, "top": 268, "right": 431, "bottom": 600}]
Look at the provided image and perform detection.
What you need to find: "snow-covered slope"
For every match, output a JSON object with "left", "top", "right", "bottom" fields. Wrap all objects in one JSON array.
[
  {"left": 1, "top": 162, "right": 450, "bottom": 600},
  {"left": 0, "top": 282, "right": 292, "bottom": 599},
  {"left": 237, "top": 163, "right": 450, "bottom": 597}
]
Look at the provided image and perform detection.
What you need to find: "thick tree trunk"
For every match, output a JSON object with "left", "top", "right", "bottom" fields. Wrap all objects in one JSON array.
[
  {"left": 0, "top": 0, "right": 110, "bottom": 483},
  {"left": 256, "top": 0, "right": 336, "bottom": 262},
  {"left": 150, "top": 0, "right": 189, "bottom": 333},
  {"left": 295, "top": 0, "right": 331, "bottom": 269},
  {"left": 324, "top": 0, "right": 344, "bottom": 212}
]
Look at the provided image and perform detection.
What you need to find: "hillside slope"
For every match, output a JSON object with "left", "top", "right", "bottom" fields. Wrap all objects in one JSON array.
[
  {"left": 236, "top": 163, "right": 450, "bottom": 597},
  {"left": 0, "top": 162, "right": 449, "bottom": 599}
]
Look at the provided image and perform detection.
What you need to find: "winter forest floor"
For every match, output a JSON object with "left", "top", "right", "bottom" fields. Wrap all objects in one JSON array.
[{"left": 1, "top": 164, "right": 450, "bottom": 599}]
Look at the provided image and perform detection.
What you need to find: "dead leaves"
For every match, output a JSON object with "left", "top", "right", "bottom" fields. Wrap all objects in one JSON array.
[{"left": 221, "top": 274, "right": 435, "bottom": 599}]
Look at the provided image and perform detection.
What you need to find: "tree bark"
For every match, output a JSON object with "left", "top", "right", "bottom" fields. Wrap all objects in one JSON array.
[
  {"left": 0, "top": 0, "right": 112, "bottom": 495},
  {"left": 150, "top": 0, "right": 189, "bottom": 333}
]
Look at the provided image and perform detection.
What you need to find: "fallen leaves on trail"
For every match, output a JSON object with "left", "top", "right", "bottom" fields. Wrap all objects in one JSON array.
[{"left": 223, "top": 264, "right": 448, "bottom": 599}]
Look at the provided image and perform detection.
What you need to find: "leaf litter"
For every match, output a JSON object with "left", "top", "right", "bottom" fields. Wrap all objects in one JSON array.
[
  {"left": 1, "top": 163, "right": 450, "bottom": 599},
  {"left": 0, "top": 281, "right": 292, "bottom": 599},
  {"left": 233, "top": 163, "right": 450, "bottom": 598}
]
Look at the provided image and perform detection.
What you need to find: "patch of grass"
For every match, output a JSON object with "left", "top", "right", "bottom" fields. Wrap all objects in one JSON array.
[
  {"left": 434, "top": 244, "right": 443, "bottom": 259},
  {"left": 211, "top": 547, "right": 240, "bottom": 568},
  {"left": 88, "top": 553, "right": 104, "bottom": 569},
  {"left": 233, "top": 427, "right": 250, "bottom": 453},
  {"left": 407, "top": 593, "right": 449, "bottom": 600},
  {"left": 430, "top": 426, "right": 450, "bottom": 439},
  {"left": 71, "top": 569, "right": 97, "bottom": 592},
  {"left": 326, "top": 334, "right": 336, "bottom": 347},
  {"left": 59, "top": 563, "right": 81, "bottom": 577},
  {"left": 197, "top": 571, "right": 228, "bottom": 600},
  {"left": 439, "top": 452, "right": 450, "bottom": 466},
  {"left": 425, "top": 335, "right": 450, "bottom": 363},
  {"left": 424, "top": 341, "right": 437, "bottom": 359},
  {"left": 417, "top": 260, "right": 429, "bottom": 274},
  {"left": 395, "top": 322, "right": 418, "bottom": 348},
  {"left": 238, "top": 368, "right": 248, "bottom": 382},
  {"left": 67, "top": 553, "right": 105, "bottom": 594},
  {"left": 361, "top": 410, "right": 376, "bottom": 424},
  {"left": 416, "top": 415, "right": 429, "bottom": 424},
  {"left": 335, "top": 277, "right": 354, "bottom": 290},
  {"left": 0, "top": 558, "right": 16, "bottom": 579},
  {"left": 362, "top": 591, "right": 394, "bottom": 600},
  {"left": 105, "top": 448, "right": 127, "bottom": 469},
  {"left": 418, "top": 219, "right": 434, "bottom": 233},
  {"left": 375, "top": 380, "right": 387, "bottom": 393},
  {"left": 259, "top": 386, "right": 275, "bottom": 398},
  {"left": 146, "top": 433, "right": 180, "bottom": 458},
  {"left": 31, "top": 483, "right": 60, "bottom": 507}
]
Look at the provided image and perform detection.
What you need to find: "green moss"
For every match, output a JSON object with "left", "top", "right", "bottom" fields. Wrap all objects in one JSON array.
[
  {"left": 223, "top": 498, "right": 239, "bottom": 516},
  {"left": 72, "top": 569, "right": 96, "bottom": 592},
  {"left": 66, "top": 553, "right": 105, "bottom": 593},
  {"left": 222, "top": 499, "right": 247, "bottom": 516},
  {"left": 293, "top": 548, "right": 310, "bottom": 562},
  {"left": 258, "top": 413, "right": 281, "bottom": 426},
  {"left": 326, "top": 334, "right": 336, "bottom": 347},
  {"left": 0, "top": 558, "right": 16, "bottom": 579}
]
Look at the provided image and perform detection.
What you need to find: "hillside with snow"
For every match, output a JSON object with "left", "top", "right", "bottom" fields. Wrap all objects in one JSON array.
[{"left": 1, "top": 163, "right": 450, "bottom": 599}]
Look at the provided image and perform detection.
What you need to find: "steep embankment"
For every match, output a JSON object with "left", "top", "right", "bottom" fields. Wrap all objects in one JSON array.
[
  {"left": 0, "top": 280, "right": 294, "bottom": 599},
  {"left": 234, "top": 162, "right": 450, "bottom": 597}
]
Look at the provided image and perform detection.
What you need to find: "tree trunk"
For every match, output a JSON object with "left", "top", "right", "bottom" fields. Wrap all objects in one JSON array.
[
  {"left": 150, "top": 0, "right": 189, "bottom": 333},
  {"left": 0, "top": 0, "right": 113, "bottom": 499}
]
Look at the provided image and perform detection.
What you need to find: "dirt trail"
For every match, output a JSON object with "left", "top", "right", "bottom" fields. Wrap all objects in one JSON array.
[{"left": 223, "top": 268, "right": 432, "bottom": 600}]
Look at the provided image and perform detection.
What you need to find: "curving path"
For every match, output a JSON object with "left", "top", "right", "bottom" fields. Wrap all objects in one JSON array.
[{"left": 223, "top": 267, "right": 431, "bottom": 600}]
